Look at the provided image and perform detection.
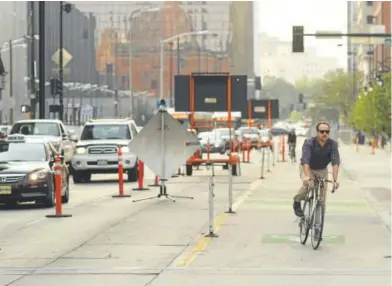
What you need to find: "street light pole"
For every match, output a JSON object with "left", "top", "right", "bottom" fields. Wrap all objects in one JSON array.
[
  {"left": 158, "top": 31, "right": 219, "bottom": 104},
  {"left": 59, "top": 1, "right": 64, "bottom": 121},
  {"left": 38, "top": 1, "right": 45, "bottom": 119}
]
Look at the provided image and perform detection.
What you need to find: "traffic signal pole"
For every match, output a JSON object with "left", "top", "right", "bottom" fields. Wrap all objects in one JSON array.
[
  {"left": 38, "top": 1, "right": 45, "bottom": 119},
  {"left": 59, "top": 1, "right": 64, "bottom": 121},
  {"left": 292, "top": 25, "right": 392, "bottom": 53}
]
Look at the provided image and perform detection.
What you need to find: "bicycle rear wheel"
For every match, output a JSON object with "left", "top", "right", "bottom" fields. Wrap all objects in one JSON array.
[
  {"left": 299, "top": 199, "right": 312, "bottom": 244},
  {"left": 311, "top": 201, "right": 325, "bottom": 250}
]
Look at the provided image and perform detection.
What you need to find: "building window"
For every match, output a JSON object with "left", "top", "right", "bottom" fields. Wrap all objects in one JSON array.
[
  {"left": 366, "top": 15, "right": 374, "bottom": 24},
  {"left": 366, "top": 1, "right": 373, "bottom": 6}
]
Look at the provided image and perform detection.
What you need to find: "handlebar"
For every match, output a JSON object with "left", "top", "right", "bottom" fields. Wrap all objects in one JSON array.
[{"left": 312, "top": 176, "right": 336, "bottom": 193}]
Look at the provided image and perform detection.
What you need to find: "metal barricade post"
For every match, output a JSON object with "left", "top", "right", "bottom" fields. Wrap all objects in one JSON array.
[
  {"left": 246, "top": 138, "right": 251, "bottom": 163},
  {"left": 46, "top": 153, "right": 72, "bottom": 218},
  {"left": 272, "top": 141, "right": 275, "bottom": 166},
  {"left": 267, "top": 145, "right": 271, "bottom": 172},
  {"left": 225, "top": 163, "right": 235, "bottom": 214},
  {"left": 260, "top": 147, "right": 265, "bottom": 179},
  {"left": 205, "top": 164, "right": 218, "bottom": 237}
]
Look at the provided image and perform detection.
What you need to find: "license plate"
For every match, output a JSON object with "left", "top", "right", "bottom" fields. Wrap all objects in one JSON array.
[
  {"left": 97, "top": 160, "right": 108, "bottom": 166},
  {"left": 0, "top": 186, "right": 11, "bottom": 195}
]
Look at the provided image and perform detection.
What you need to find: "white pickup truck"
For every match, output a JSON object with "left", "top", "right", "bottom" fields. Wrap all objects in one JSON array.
[{"left": 10, "top": 119, "right": 75, "bottom": 164}]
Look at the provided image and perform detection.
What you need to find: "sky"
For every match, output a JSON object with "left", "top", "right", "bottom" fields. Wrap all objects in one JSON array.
[{"left": 255, "top": 0, "right": 348, "bottom": 67}]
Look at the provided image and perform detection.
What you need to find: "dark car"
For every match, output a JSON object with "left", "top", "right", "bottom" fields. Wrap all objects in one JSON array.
[{"left": 0, "top": 134, "right": 69, "bottom": 208}]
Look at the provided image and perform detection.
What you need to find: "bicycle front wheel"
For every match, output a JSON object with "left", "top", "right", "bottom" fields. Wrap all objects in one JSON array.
[
  {"left": 311, "top": 201, "right": 325, "bottom": 250},
  {"left": 299, "top": 199, "right": 312, "bottom": 245}
]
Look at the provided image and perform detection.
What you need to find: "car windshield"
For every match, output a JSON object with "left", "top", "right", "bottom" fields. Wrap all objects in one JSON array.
[
  {"left": 0, "top": 143, "right": 47, "bottom": 162},
  {"left": 11, "top": 122, "right": 60, "bottom": 137},
  {"left": 259, "top": 130, "right": 269, "bottom": 137},
  {"left": 239, "top": 128, "right": 259, "bottom": 135},
  {"left": 198, "top": 132, "right": 211, "bottom": 140},
  {"left": 80, "top": 124, "right": 131, "bottom": 140}
]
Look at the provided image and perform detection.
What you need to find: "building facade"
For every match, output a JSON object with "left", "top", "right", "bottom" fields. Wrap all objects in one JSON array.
[
  {"left": 372, "top": 1, "right": 391, "bottom": 73},
  {"left": 76, "top": 1, "right": 255, "bottom": 100},
  {"left": 347, "top": 1, "right": 358, "bottom": 73},
  {"left": 258, "top": 33, "right": 340, "bottom": 84}
]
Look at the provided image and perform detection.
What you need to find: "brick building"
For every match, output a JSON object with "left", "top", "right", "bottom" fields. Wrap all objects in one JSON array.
[
  {"left": 373, "top": 1, "right": 391, "bottom": 72},
  {"left": 92, "top": 1, "right": 253, "bottom": 99}
]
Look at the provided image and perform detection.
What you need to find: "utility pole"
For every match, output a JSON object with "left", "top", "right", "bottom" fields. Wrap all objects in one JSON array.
[
  {"left": 29, "top": 1, "right": 36, "bottom": 119},
  {"left": 59, "top": 1, "right": 64, "bottom": 121},
  {"left": 38, "top": 1, "right": 45, "bottom": 119}
]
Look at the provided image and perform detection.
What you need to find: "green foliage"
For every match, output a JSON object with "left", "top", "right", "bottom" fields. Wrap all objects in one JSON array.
[
  {"left": 294, "top": 69, "right": 364, "bottom": 122},
  {"left": 261, "top": 76, "right": 298, "bottom": 118},
  {"left": 289, "top": 111, "right": 303, "bottom": 122},
  {"left": 350, "top": 72, "right": 391, "bottom": 137}
]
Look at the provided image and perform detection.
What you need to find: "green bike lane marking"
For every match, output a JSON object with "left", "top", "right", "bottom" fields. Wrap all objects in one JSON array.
[
  {"left": 244, "top": 199, "right": 372, "bottom": 212},
  {"left": 262, "top": 234, "right": 345, "bottom": 244}
]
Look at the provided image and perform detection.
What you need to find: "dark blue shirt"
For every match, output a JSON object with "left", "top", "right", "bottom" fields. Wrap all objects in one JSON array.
[{"left": 301, "top": 137, "right": 340, "bottom": 170}]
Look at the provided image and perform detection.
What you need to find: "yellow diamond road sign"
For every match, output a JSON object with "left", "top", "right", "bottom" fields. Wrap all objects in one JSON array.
[{"left": 52, "top": 48, "right": 73, "bottom": 67}]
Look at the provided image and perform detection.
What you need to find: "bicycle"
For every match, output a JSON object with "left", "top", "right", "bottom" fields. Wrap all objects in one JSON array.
[
  {"left": 288, "top": 143, "right": 296, "bottom": 163},
  {"left": 299, "top": 173, "right": 335, "bottom": 250}
]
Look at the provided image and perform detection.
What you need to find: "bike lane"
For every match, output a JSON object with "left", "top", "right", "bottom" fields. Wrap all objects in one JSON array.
[{"left": 153, "top": 148, "right": 391, "bottom": 286}]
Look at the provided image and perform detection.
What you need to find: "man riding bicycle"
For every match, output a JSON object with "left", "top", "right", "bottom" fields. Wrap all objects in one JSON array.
[
  {"left": 287, "top": 128, "right": 297, "bottom": 162},
  {"left": 293, "top": 122, "right": 340, "bottom": 217}
]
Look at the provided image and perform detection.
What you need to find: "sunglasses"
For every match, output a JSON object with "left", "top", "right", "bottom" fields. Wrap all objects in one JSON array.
[{"left": 318, "top": 130, "right": 330, "bottom": 134}]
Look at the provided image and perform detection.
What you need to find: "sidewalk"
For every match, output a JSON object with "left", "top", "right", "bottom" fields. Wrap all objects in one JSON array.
[
  {"left": 154, "top": 149, "right": 391, "bottom": 285},
  {"left": 338, "top": 140, "right": 391, "bottom": 229}
]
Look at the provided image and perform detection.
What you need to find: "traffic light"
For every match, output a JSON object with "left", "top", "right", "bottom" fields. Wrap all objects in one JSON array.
[
  {"left": 292, "top": 26, "right": 304, "bottom": 53},
  {"left": 50, "top": 77, "right": 56, "bottom": 95},
  {"left": 56, "top": 78, "right": 63, "bottom": 95},
  {"left": 50, "top": 78, "right": 62, "bottom": 96},
  {"left": 298, "top": 93, "right": 304, "bottom": 103}
]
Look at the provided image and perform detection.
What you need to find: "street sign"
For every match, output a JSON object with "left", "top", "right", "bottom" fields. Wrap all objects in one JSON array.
[
  {"left": 128, "top": 111, "right": 200, "bottom": 179},
  {"left": 51, "top": 48, "right": 73, "bottom": 67},
  {"left": 315, "top": 31, "right": 342, "bottom": 39}
]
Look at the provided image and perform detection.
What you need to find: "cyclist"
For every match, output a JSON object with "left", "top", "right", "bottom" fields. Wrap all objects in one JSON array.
[
  {"left": 293, "top": 121, "right": 340, "bottom": 217},
  {"left": 287, "top": 128, "right": 297, "bottom": 162}
]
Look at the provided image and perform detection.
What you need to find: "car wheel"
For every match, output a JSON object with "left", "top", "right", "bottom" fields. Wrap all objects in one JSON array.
[
  {"left": 72, "top": 172, "right": 83, "bottom": 184},
  {"left": 83, "top": 173, "right": 92, "bottom": 182},
  {"left": 127, "top": 164, "right": 138, "bottom": 182},
  {"left": 186, "top": 164, "right": 193, "bottom": 176},
  {"left": 43, "top": 178, "right": 55, "bottom": 208}
]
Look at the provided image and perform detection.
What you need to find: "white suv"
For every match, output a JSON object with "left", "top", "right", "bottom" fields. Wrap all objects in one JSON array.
[{"left": 70, "top": 119, "right": 138, "bottom": 183}]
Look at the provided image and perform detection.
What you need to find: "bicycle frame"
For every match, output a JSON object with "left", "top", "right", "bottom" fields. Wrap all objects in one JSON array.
[{"left": 300, "top": 174, "right": 334, "bottom": 249}]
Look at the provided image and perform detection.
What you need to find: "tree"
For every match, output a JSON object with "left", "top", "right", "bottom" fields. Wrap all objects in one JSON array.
[
  {"left": 261, "top": 76, "right": 298, "bottom": 118},
  {"left": 350, "top": 72, "right": 391, "bottom": 137},
  {"left": 294, "top": 69, "right": 363, "bottom": 123}
]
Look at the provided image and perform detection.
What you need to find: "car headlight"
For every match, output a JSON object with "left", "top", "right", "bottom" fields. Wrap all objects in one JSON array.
[
  {"left": 29, "top": 170, "right": 48, "bottom": 181},
  {"left": 121, "top": 146, "right": 129, "bottom": 153},
  {"left": 75, "top": 147, "right": 86, "bottom": 154}
]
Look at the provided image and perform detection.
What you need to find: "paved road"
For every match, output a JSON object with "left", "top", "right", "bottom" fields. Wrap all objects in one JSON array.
[
  {"left": 338, "top": 140, "right": 391, "bottom": 230},
  {"left": 0, "top": 144, "right": 390, "bottom": 285}
]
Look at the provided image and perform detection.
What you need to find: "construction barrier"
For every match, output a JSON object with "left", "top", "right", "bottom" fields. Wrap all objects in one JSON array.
[
  {"left": 113, "top": 145, "right": 131, "bottom": 198},
  {"left": 132, "top": 160, "right": 149, "bottom": 191},
  {"left": 148, "top": 175, "right": 160, "bottom": 187},
  {"left": 46, "top": 154, "right": 72, "bottom": 218}
]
